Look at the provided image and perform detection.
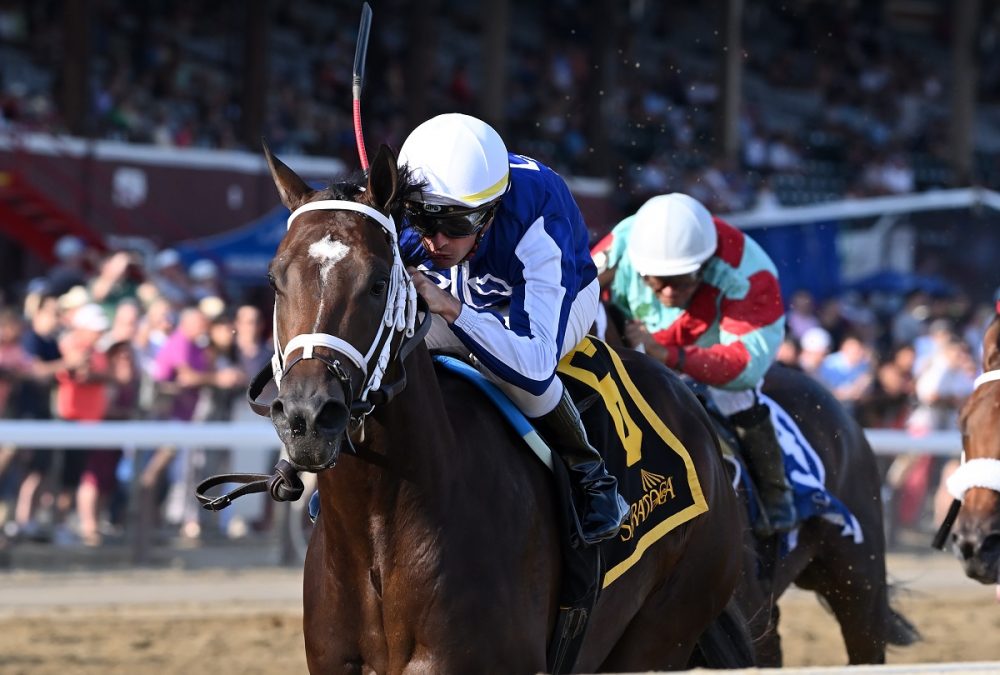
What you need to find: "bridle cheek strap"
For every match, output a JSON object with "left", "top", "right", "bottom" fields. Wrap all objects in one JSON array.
[{"left": 271, "top": 199, "right": 418, "bottom": 406}]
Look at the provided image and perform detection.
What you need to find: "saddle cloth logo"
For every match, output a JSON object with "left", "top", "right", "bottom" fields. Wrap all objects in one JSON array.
[{"left": 557, "top": 337, "right": 708, "bottom": 588}]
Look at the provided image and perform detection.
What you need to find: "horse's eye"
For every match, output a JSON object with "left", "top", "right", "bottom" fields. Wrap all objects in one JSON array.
[
  {"left": 371, "top": 279, "right": 389, "bottom": 296},
  {"left": 267, "top": 273, "right": 278, "bottom": 291}
]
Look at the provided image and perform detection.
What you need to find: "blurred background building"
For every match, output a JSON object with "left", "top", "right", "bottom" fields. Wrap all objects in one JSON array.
[{"left": 0, "top": 0, "right": 998, "bottom": 300}]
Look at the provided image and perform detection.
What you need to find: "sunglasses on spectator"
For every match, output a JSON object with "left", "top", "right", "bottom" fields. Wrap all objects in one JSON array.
[
  {"left": 642, "top": 270, "right": 703, "bottom": 291},
  {"left": 404, "top": 201, "right": 497, "bottom": 238}
]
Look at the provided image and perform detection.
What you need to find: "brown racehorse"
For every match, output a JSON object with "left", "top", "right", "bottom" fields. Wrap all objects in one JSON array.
[
  {"left": 946, "top": 310, "right": 1000, "bottom": 586},
  {"left": 262, "top": 143, "right": 749, "bottom": 673},
  {"left": 601, "top": 307, "right": 917, "bottom": 666}
]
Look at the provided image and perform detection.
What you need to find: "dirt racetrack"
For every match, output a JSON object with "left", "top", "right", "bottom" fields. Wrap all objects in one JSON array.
[{"left": 1, "top": 551, "right": 998, "bottom": 674}]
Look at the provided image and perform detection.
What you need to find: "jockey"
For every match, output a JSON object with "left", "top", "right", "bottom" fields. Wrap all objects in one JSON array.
[
  {"left": 398, "top": 113, "right": 629, "bottom": 547},
  {"left": 593, "top": 193, "right": 797, "bottom": 533}
]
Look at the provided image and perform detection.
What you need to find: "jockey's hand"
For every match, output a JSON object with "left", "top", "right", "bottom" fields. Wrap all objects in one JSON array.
[
  {"left": 624, "top": 320, "right": 669, "bottom": 364},
  {"left": 408, "top": 267, "right": 463, "bottom": 323}
]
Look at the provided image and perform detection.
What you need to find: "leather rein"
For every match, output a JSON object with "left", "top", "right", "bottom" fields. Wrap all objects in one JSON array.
[{"left": 197, "top": 198, "right": 430, "bottom": 511}]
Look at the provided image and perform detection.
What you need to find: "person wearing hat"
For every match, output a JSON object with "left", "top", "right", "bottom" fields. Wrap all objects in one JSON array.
[
  {"left": 150, "top": 248, "right": 195, "bottom": 307},
  {"left": 189, "top": 259, "right": 225, "bottom": 302},
  {"left": 53, "top": 303, "right": 112, "bottom": 545},
  {"left": 398, "top": 112, "right": 628, "bottom": 547},
  {"left": 46, "top": 235, "right": 90, "bottom": 297},
  {"left": 592, "top": 192, "right": 796, "bottom": 534}
]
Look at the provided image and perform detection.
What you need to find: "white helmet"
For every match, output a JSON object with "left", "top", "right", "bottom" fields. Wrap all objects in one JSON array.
[
  {"left": 398, "top": 113, "right": 510, "bottom": 208},
  {"left": 627, "top": 193, "right": 717, "bottom": 277}
]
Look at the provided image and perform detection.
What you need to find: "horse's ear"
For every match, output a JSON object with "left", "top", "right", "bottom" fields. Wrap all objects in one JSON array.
[
  {"left": 366, "top": 144, "right": 400, "bottom": 213},
  {"left": 263, "top": 139, "right": 312, "bottom": 210}
]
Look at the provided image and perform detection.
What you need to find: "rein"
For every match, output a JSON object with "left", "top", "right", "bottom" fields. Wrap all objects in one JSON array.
[
  {"left": 196, "top": 198, "right": 431, "bottom": 511},
  {"left": 933, "top": 367, "right": 1000, "bottom": 549}
]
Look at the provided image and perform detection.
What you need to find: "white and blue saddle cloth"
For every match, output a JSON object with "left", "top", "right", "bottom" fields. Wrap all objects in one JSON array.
[{"left": 737, "top": 393, "right": 864, "bottom": 553}]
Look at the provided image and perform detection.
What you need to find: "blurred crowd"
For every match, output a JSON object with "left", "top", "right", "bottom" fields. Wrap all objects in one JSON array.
[
  {"left": 3, "top": 1, "right": 999, "bottom": 215},
  {"left": 0, "top": 232, "right": 993, "bottom": 549},
  {"left": 776, "top": 285, "right": 995, "bottom": 544},
  {"left": 0, "top": 235, "right": 276, "bottom": 547}
]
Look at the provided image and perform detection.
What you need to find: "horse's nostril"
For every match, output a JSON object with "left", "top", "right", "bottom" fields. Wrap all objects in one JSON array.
[
  {"left": 314, "top": 400, "right": 349, "bottom": 436},
  {"left": 958, "top": 540, "right": 977, "bottom": 560},
  {"left": 981, "top": 533, "right": 1000, "bottom": 558}
]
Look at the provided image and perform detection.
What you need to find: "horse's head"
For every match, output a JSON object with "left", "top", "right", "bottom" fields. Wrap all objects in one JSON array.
[
  {"left": 263, "top": 142, "right": 417, "bottom": 471},
  {"left": 954, "top": 311, "right": 1000, "bottom": 584}
]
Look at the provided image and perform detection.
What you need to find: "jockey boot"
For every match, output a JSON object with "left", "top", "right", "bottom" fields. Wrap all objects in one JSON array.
[
  {"left": 534, "top": 389, "right": 630, "bottom": 547},
  {"left": 730, "top": 402, "right": 797, "bottom": 534}
]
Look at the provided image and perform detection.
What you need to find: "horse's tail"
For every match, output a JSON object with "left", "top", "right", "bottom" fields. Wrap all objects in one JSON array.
[{"left": 689, "top": 599, "right": 756, "bottom": 668}]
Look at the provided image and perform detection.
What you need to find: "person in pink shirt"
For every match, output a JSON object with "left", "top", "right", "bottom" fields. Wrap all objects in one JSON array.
[{"left": 151, "top": 307, "right": 242, "bottom": 539}]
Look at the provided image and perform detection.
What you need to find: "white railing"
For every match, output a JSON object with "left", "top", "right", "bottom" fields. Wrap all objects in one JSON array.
[{"left": 0, "top": 420, "right": 962, "bottom": 456}]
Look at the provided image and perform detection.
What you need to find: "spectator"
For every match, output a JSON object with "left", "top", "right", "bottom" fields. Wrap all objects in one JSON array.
[
  {"left": 856, "top": 355, "right": 915, "bottom": 430},
  {"left": 912, "top": 318, "right": 954, "bottom": 377},
  {"left": 787, "top": 290, "right": 821, "bottom": 341},
  {"left": 776, "top": 333, "right": 801, "bottom": 368},
  {"left": 149, "top": 249, "right": 194, "bottom": 308},
  {"left": 0, "top": 308, "right": 33, "bottom": 510},
  {"left": 89, "top": 251, "right": 144, "bottom": 317},
  {"left": 818, "top": 297, "right": 853, "bottom": 351},
  {"left": 56, "top": 285, "right": 91, "bottom": 331},
  {"left": 229, "top": 303, "right": 276, "bottom": 535},
  {"left": 907, "top": 336, "right": 976, "bottom": 434},
  {"left": 0, "top": 308, "right": 33, "bottom": 417},
  {"left": 188, "top": 259, "right": 225, "bottom": 302},
  {"left": 799, "top": 326, "right": 832, "bottom": 378},
  {"left": 46, "top": 236, "right": 90, "bottom": 297},
  {"left": 898, "top": 335, "right": 976, "bottom": 537},
  {"left": 100, "top": 336, "right": 143, "bottom": 534},
  {"left": 816, "top": 333, "right": 874, "bottom": 414},
  {"left": 98, "top": 299, "right": 142, "bottom": 352},
  {"left": 891, "top": 290, "right": 930, "bottom": 349},
  {"left": 233, "top": 304, "right": 271, "bottom": 379},
  {"left": 12, "top": 295, "right": 65, "bottom": 540},
  {"left": 151, "top": 307, "right": 243, "bottom": 540},
  {"left": 54, "top": 303, "right": 111, "bottom": 546}
]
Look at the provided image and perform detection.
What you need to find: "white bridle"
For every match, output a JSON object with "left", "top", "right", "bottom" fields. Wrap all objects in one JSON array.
[
  {"left": 271, "top": 199, "right": 418, "bottom": 404},
  {"left": 946, "top": 368, "right": 1000, "bottom": 501}
]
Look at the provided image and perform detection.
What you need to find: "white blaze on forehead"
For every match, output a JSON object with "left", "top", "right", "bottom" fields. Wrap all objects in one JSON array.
[
  {"left": 309, "top": 235, "right": 350, "bottom": 282},
  {"left": 307, "top": 235, "right": 350, "bottom": 332}
]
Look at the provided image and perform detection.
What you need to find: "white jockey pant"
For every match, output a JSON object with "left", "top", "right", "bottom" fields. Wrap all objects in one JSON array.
[
  {"left": 425, "top": 279, "right": 600, "bottom": 418},
  {"left": 709, "top": 383, "right": 761, "bottom": 416}
]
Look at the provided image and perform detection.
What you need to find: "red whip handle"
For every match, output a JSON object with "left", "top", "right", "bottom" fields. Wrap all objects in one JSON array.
[{"left": 353, "top": 98, "right": 368, "bottom": 171}]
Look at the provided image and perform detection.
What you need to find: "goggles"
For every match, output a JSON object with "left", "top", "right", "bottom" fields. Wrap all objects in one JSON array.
[
  {"left": 404, "top": 200, "right": 498, "bottom": 238},
  {"left": 642, "top": 269, "right": 703, "bottom": 292}
]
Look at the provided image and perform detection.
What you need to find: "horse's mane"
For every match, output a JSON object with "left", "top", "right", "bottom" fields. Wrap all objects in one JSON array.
[{"left": 315, "top": 165, "right": 425, "bottom": 230}]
